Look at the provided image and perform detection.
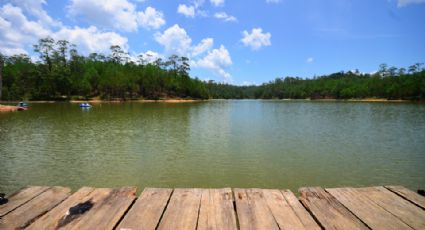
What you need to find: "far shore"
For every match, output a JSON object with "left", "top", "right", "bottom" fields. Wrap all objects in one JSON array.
[
  {"left": 69, "top": 99, "right": 204, "bottom": 103},
  {"left": 1, "top": 98, "right": 423, "bottom": 106}
]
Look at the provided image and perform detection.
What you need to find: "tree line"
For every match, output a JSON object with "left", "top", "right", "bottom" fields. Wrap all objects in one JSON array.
[
  {"left": 0, "top": 38, "right": 208, "bottom": 100},
  {"left": 1, "top": 38, "right": 424, "bottom": 101}
]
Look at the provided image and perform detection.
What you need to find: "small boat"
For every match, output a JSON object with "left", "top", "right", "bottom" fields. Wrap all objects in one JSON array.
[
  {"left": 79, "top": 103, "right": 92, "bottom": 108},
  {"left": 17, "top": 102, "right": 29, "bottom": 107},
  {"left": 17, "top": 102, "right": 29, "bottom": 111}
]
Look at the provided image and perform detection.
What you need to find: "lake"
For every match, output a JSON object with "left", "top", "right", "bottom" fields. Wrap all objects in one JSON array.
[{"left": 0, "top": 100, "right": 424, "bottom": 194}]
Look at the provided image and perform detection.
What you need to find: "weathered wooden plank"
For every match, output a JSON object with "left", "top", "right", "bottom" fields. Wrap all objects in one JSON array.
[
  {"left": 0, "top": 186, "right": 70, "bottom": 229},
  {"left": 386, "top": 186, "right": 425, "bottom": 209},
  {"left": 327, "top": 187, "right": 412, "bottom": 230},
  {"left": 234, "top": 188, "right": 279, "bottom": 230},
  {"left": 26, "top": 187, "right": 96, "bottom": 230},
  {"left": 299, "top": 187, "right": 367, "bottom": 230},
  {"left": 157, "top": 188, "right": 202, "bottom": 230},
  {"left": 0, "top": 186, "right": 49, "bottom": 217},
  {"left": 60, "top": 187, "right": 136, "bottom": 230},
  {"left": 116, "top": 188, "right": 173, "bottom": 230},
  {"left": 198, "top": 188, "right": 237, "bottom": 230},
  {"left": 261, "top": 189, "right": 310, "bottom": 230},
  {"left": 280, "top": 189, "right": 321, "bottom": 229},
  {"left": 356, "top": 186, "right": 425, "bottom": 230}
]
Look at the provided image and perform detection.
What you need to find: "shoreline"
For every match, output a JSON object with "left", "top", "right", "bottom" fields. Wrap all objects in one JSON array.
[
  {"left": 1, "top": 98, "right": 422, "bottom": 104},
  {"left": 69, "top": 99, "right": 204, "bottom": 103},
  {"left": 0, "top": 105, "right": 19, "bottom": 112}
]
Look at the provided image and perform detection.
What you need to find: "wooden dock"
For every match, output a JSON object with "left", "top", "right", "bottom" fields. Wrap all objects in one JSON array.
[{"left": 0, "top": 186, "right": 424, "bottom": 229}]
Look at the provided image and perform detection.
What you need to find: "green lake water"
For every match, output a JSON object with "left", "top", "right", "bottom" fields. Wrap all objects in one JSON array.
[{"left": 0, "top": 100, "right": 424, "bottom": 194}]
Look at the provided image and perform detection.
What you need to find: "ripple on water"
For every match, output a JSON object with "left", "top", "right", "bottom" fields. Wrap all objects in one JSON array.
[{"left": 0, "top": 101, "right": 424, "bottom": 194}]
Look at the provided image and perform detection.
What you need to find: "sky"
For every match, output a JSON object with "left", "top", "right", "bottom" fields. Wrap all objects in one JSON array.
[{"left": 0, "top": 0, "right": 424, "bottom": 85}]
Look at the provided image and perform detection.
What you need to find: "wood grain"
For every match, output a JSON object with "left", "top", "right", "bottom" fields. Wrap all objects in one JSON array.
[
  {"left": 0, "top": 186, "right": 70, "bottom": 229},
  {"left": 198, "top": 188, "right": 237, "bottom": 230},
  {"left": 299, "top": 187, "right": 367, "bottom": 230},
  {"left": 280, "top": 189, "right": 321, "bottom": 230},
  {"left": 0, "top": 186, "right": 49, "bottom": 217},
  {"left": 60, "top": 187, "right": 137, "bottom": 230},
  {"left": 261, "top": 189, "right": 306, "bottom": 229},
  {"left": 116, "top": 188, "right": 172, "bottom": 230},
  {"left": 356, "top": 186, "right": 425, "bottom": 229},
  {"left": 26, "top": 187, "right": 96, "bottom": 230},
  {"left": 234, "top": 188, "right": 279, "bottom": 230},
  {"left": 386, "top": 185, "right": 425, "bottom": 209},
  {"left": 157, "top": 188, "right": 202, "bottom": 230},
  {"left": 327, "top": 187, "right": 412, "bottom": 230}
]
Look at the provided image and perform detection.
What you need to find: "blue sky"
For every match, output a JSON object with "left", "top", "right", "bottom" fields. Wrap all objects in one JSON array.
[{"left": 0, "top": 0, "right": 424, "bottom": 84}]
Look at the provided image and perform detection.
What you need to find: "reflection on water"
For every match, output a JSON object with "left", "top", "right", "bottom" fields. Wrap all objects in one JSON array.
[{"left": 0, "top": 100, "right": 424, "bottom": 194}]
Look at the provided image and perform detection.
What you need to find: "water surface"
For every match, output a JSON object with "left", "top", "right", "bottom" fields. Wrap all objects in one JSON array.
[{"left": 1, "top": 100, "right": 424, "bottom": 194}]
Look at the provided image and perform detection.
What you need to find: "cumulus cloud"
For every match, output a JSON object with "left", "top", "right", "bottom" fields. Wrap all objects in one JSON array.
[
  {"left": 154, "top": 24, "right": 231, "bottom": 80},
  {"left": 241, "top": 28, "right": 271, "bottom": 50},
  {"left": 154, "top": 24, "right": 214, "bottom": 57},
  {"left": 193, "top": 0, "right": 206, "bottom": 8},
  {"left": 10, "top": 0, "right": 61, "bottom": 27},
  {"left": 192, "top": 38, "right": 214, "bottom": 57},
  {"left": 67, "top": 0, "right": 138, "bottom": 32},
  {"left": 54, "top": 26, "right": 128, "bottom": 54},
  {"left": 177, "top": 2, "right": 209, "bottom": 18},
  {"left": 214, "top": 12, "right": 237, "bottom": 22},
  {"left": 177, "top": 4, "right": 195, "bottom": 18},
  {"left": 67, "top": 0, "right": 165, "bottom": 32},
  {"left": 397, "top": 0, "right": 425, "bottom": 7},
  {"left": 0, "top": 3, "right": 128, "bottom": 56},
  {"left": 137, "top": 6, "right": 165, "bottom": 29},
  {"left": 306, "top": 57, "right": 314, "bottom": 63},
  {"left": 154, "top": 24, "right": 193, "bottom": 56},
  {"left": 0, "top": 4, "right": 50, "bottom": 55},
  {"left": 193, "top": 45, "right": 232, "bottom": 80},
  {"left": 210, "top": 0, "right": 225, "bottom": 7},
  {"left": 133, "top": 50, "right": 163, "bottom": 64}
]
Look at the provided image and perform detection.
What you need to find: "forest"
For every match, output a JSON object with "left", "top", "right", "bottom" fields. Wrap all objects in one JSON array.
[{"left": 0, "top": 38, "right": 424, "bottom": 101}]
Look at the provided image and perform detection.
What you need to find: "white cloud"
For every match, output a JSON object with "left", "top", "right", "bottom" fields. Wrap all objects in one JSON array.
[
  {"left": 177, "top": 4, "right": 195, "bottom": 18},
  {"left": 177, "top": 3, "right": 209, "bottom": 18},
  {"left": 154, "top": 24, "right": 192, "bottom": 56},
  {"left": 193, "top": 45, "right": 232, "bottom": 80},
  {"left": 154, "top": 25, "right": 232, "bottom": 80},
  {"left": 266, "top": 0, "right": 281, "bottom": 4},
  {"left": 0, "top": 3, "right": 129, "bottom": 56},
  {"left": 397, "top": 0, "right": 425, "bottom": 7},
  {"left": 54, "top": 26, "right": 128, "bottom": 55},
  {"left": 192, "top": 38, "right": 214, "bottom": 56},
  {"left": 241, "top": 81, "right": 257, "bottom": 86},
  {"left": 193, "top": 0, "right": 206, "bottom": 8},
  {"left": 68, "top": 0, "right": 138, "bottom": 32},
  {"left": 241, "top": 28, "right": 271, "bottom": 50},
  {"left": 133, "top": 50, "right": 163, "bottom": 64},
  {"left": 154, "top": 24, "right": 214, "bottom": 57},
  {"left": 0, "top": 4, "right": 50, "bottom": 55},
  {"left": 10, "top": 0, "right": 61, "bottom": 27},
  {"left": 307, "top": 57, "right": 314, "bottom": 63},
  {"left": 214, "top": 12, "right": 237, "bottom": 22},
  {"left": 68, "top": 0, "right": 165, "bottom": 31},
  {"left": 210, "top": 0, "right": 225, "bottom": 7},
  {"left": 137, "top": 6, "right": 165, "bottom": 29}
]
